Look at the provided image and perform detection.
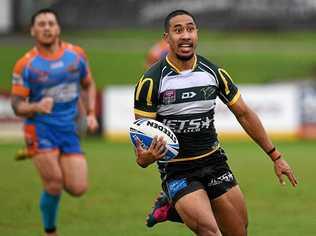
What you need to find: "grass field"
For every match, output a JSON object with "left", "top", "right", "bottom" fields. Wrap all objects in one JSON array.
[{"left": 0, "top": 139, "right": 315, "bottom": 236}]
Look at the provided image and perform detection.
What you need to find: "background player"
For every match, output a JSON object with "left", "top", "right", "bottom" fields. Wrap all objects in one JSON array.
[
  {"left": 11, "top": 8, "right": 98, "bottom": 236},
  {"left": 133, "top": 9, "right": 297, "bottom": 236},
  {"left": 145, "top": 39, "right": 170, "bottom": 68}
]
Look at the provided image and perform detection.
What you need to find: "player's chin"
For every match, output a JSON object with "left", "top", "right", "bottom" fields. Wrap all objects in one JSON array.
[
  {"left": 176, "top": 52, "right": 194, "bottom": 61},
  {"left": 38, "top": 38, "right": 56, "bottom": 46}
]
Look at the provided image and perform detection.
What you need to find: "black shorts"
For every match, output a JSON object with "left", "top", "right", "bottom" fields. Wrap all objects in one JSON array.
[{"left": 162, "top": 160, "right": 237, "bottom": 204}]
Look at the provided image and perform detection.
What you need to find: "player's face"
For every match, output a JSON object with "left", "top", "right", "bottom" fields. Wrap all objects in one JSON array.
[
  {"left": 164, "top": 14, "right": 198, "bottom": 61},
  {"left": 31, "top": 13, "right": 60, "bottom": 47}
]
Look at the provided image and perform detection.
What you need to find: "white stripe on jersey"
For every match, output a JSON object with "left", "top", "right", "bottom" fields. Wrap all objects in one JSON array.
[
  {"left": 159, "top": 71, "right": 218, "bottom": 93},
  {"left": 157, "top": 100, "right": 216, "bottom": 116},
  {"left": 198, "top": 61, "right": 219, "bottom": 87}
]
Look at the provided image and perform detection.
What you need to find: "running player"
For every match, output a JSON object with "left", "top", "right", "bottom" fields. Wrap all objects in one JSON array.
[
  {"left": 133, "top": 9, "right": 297, "bottom": 236},
  {"left": 145, "top": 39, "right": 170, "bottom": 68},
  {"left": 11, "top": 8, "right": 98, "bottom": 236}
]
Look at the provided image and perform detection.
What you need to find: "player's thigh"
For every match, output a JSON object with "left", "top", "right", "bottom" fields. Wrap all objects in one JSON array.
[
  {"left": 175, "top": 189, "right": 220, "bottom": 234},
  {"left": 60, "top": 154, "right": 88, "bottom": 195},
  {"left": 211, "top": 185, "right": 248, "bottom": 236},
  {"left": 32, "top": 150, "right": 63, "bottom": 192}
]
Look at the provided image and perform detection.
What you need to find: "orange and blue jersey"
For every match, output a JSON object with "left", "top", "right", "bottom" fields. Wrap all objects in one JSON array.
[
  {"left": 11, "top": 41, "right": 92, "bottom": 130},
  {"left": 146, "top": 40, "right": 170, "bottom": 68},
  {"left": 11, "top": 42, "right": 93, "bottom": 154}
]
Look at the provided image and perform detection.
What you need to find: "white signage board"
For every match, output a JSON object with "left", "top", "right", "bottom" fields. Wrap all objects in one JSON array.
[
  {"left": 214, "top": 84, "right": 299, "bottom": 137},
  {"left": 102, "top": 84, "right": 299, "bottom": 140}
]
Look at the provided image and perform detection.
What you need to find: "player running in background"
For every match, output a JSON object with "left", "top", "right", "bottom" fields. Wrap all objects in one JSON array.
[
  {"left": 145, "top": 39, "right": 170, "bottom": 68},
  {"left": 11, "top": 9, "right": 98, "bottom": 236},
  {"left": 133, "top": 9, "right": 297, "bottom": 236}
]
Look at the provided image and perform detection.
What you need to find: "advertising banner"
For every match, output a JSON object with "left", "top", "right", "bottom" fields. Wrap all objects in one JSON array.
[
  {"left": 0, "top": 93, "right": 23, "bottom": 139},
  {"left": 102, "top": 84, "right": 300, "bottom": 140}
]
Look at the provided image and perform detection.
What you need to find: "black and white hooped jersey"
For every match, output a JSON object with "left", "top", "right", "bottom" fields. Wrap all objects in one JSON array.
[{"left": 134, "top": 55, "right": 240, "bottom": 162}]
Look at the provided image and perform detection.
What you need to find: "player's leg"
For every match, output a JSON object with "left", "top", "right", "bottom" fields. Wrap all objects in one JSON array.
[
  {"left": 60, "top": 154, "right": 88, "bottom": 196},
  {"left": 175, "top": 189, "right": 221, "bottom": 236},
  {"left": 59, "top": 130, "right": 88, "bottom": 197},
  {"left": 211, "top": 185, "right": 248, "bottom": 236},
  {"left": 164, "top": 177, "right": 221, "bottom": 236},
  {"left": 25, "top": 124, "right": 63, "bottom": 236},
  {"left": 32, "top": 150, "right": 63, "bottom": 236},
  {"left": 202, "top": 159, "right": 248, "bottom": 236}
]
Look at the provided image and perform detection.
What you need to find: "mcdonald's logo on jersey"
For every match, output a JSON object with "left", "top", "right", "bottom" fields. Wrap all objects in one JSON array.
[{"left": 135, "top": 76, "right": 154, "bottom": 106}]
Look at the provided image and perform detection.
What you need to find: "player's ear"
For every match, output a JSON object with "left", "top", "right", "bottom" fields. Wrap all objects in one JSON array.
[{"left": 163, "top": 32, "right": 168, "bottom": 40}]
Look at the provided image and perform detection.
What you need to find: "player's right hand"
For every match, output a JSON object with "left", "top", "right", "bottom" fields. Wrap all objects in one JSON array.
[
  {"left": 36, "top": 97, "right": 54, "bottom": 114},
  {"left": 135, "top": 136, "right": 167, "bottom": 168}
]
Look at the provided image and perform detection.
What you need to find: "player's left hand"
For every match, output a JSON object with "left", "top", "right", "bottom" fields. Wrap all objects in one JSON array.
[
  {"left": 273, "top": 158, "right": 298, "bottom": 187},
  {"left": 86, "top": 114, "right": 99, "bottom": 132}
]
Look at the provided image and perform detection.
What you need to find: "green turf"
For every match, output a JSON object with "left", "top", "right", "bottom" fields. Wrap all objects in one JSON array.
[
  {"left": 0, "top": 139, "right": 314, "bottom": 235},
  {"left": 1, "top": 30, "right": 316, "bottom": 91}
]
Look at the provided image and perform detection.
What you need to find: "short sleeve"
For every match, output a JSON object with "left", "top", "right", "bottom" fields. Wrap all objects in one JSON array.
[
  {"left": 72, "top": 45, "right": 93, "bottom": 87},
  {"left": 217, "top": 68, "right": 240, "bottom": 106},
  {"left": 11, "top": 57, "right": 30, "bottom": 97},
  {"left": 134, "top": 76, "right": 158, "bottom": 118}
]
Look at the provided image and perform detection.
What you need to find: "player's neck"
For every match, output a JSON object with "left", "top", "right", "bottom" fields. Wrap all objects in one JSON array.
[
  {"left": 166, "top": 53, "right": 196, "bottom": 72},
  {"left": 36, "top": 39, "right": 63, "bottom": 59}
]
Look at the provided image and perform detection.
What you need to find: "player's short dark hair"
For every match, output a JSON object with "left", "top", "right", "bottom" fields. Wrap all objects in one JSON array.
[
  {"left": 164, "top": 9, "right": 197, "bottom": 32},
  {"left": 31, "top": 8, "right": 60, "bottom": 26}
]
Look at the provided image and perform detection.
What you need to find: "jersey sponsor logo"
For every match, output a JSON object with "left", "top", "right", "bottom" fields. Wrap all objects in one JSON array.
[
  {"left": 67, "top": 64, "right": 80, "bottom": 74},
  {"left": 162, "top": 90, "right": 176, "bottom": 104},
  {"left": 50, "top": 61, "right": 64, "bottom": 69},
  {"left": 201, "top": 86, "right": 217, "bottom": 100},
  {"left": 181, "top": 91, "right": 196, "bottom": 99},
  {"left": 135, "top": 76, "right": 153, "bottom": 106},
  {"left": 37, "top": 72, "right": 49, "bottom": 82},
  {"left": 42, "top": 82, "right": 78, "bottom": 103},
  {"left": 167, "top": 178, "right": 188, "bottom": 198},
  {"left": 163, "top": 116, "right": 213, "bottom": 133}
]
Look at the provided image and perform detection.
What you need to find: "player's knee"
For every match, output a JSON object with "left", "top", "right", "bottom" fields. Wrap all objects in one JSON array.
[
  {"left": 227, "top": 222, "right": 248, "bottom": 236},
  {"left": 196, "top": 222, "right": 220, "bottom": 236},
  {"left": 45, "top": 179, "right": 63, "bottom": 195},
  {"left": 242, "top": 212, "right": 248, "bottom": 234},
  {"left": 65, "top": 183, "right": 88, "bottom": 197}
]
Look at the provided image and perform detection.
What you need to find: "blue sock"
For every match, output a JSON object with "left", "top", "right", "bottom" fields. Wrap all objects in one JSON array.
[{"left": 40, "top": 191, "right": 61, "bottom": 233}]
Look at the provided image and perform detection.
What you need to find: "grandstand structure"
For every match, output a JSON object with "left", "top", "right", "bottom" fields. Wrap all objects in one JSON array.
[{"left": 5, "top": 0, "right": 316, "bottom": 31}]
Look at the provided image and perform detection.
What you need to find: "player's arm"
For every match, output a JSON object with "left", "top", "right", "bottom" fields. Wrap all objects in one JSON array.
[
  {"left": 78, "top": 47, "right": 98, "bottom": 132},
  {"left": 11, "top": 95, "right": 53, "bottom": 117},
  {"left": 228, "top": 93, "right": 298, "bottom": 187},
  {"left": 81, "top": 78, "right": 98, "bottom": 132},
  {"left": 133, "top": 76, "right": 166, "bottom": 168},
  {"left": 217, "top": 67, "right": 297, "bottom": 187},
  {"left": 11, "top": 57, "right": 53, "bottom": 117}
]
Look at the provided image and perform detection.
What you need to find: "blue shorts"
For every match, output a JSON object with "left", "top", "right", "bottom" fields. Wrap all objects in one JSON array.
[{"left": 24, "top": 122, "right": 82, "bottom": 155}]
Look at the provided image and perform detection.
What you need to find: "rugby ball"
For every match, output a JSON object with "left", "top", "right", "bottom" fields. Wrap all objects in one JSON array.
[{"left": 129, "top": 118, "right": 179, "bottom": 161}]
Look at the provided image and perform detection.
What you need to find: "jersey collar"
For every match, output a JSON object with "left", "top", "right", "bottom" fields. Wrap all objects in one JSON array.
[
  {"left": 34, "top": 41, "right": 65, "bottom": 61},
  {"left": 166, "top": 54, "right": 197, "bottom": 73}
]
